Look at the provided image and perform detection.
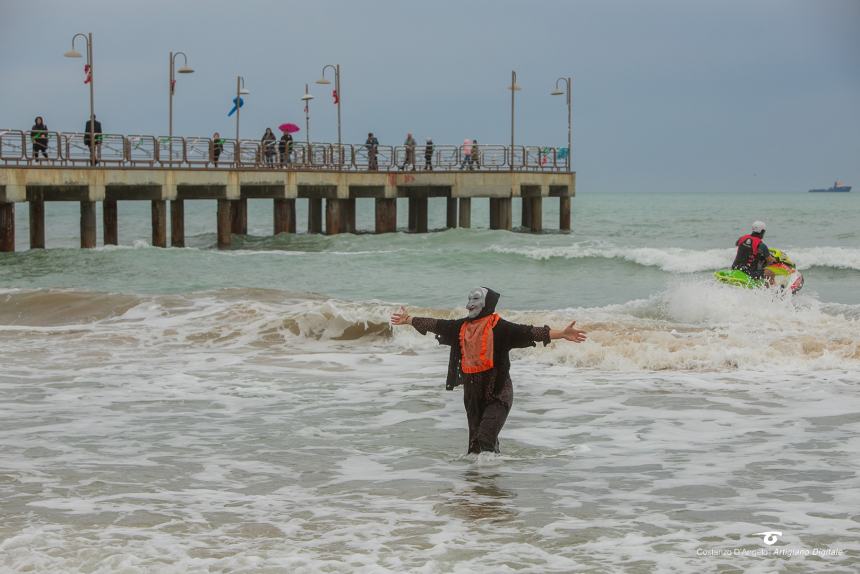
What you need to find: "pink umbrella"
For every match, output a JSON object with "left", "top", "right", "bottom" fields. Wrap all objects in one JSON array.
[{"left": 279, "top": 123, "right": 300, "bottom": 133}]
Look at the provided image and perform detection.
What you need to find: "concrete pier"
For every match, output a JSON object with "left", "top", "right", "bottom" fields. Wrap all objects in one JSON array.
[{"left": 0, "top": 167, "right": 575, "bottom": 250}]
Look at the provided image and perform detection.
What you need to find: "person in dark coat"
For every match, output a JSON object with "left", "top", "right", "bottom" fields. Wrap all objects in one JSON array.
[
  {"left": 365, "top": 132, "right": 379, "bottom": 171},
  {"left": 261, "top": 128, "right": 276, "bottom": 166},
  {"left": 31, "top": 116, "right": 49, "bottom": 162},
  {"left": 211, "top": 132, "right": 224, "bottom": 167},
  {"left": 279, "top": 132, "right": 293, "bottom": 166},
  {"left": 424, "top": 138, "right": 434, "bottom": 171},
  {"left": 83, "top": 115, "right": 103, "bottom": 165},
  {"left": 390, "top": 287, "right": 587, "bottom": 454}
]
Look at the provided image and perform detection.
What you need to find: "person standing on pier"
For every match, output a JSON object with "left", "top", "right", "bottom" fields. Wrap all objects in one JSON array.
[
  {"left": 31, "top": 116, "right": 49, "bottom": 162},
  {"left": 211, "top": 132, "right": 224, "bottom": 167},
  {"left": 366, "top": 132, "right": 379, "bottom": 171},
  {"left": 424, "top": 138, "right": 434, "bottom": 171},
  {"left": 471, "top": 138, "right": 481, "bottom": 170},
  {"left": 83, "top": 115, "right": 102, "bottom": 165},
  {"left": 279, "top": 131, "right": 293, "bottom": 166},
  {"left": 460, "top": 138, "right": 472, "bottom": 170},
  {"left": 390, "top": 288, "right": 587, "bottom": 454},
  {"left": 261, "top": 128, "right": 276, "bottom": 166},
  {"left": 401, "top": 132, "right": 416, "bottom": 171}
]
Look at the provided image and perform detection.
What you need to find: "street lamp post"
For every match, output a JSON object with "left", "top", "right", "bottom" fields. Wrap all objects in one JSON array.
[
  {"left": 235, "top": 76, "right": 249, "bottom": 165},
  {"left": 315, "top": 64, "right": 341, "bottom": 165},
  {"left": 168, "top": 51, "right": 194, "bottom": 164},
  {"left": 64, "top": 33, "right": 95, "bottom": 165},
  {"left": 507, "top": 70, "right": 521, "bottom": 169},
  {"left": 551, "top": 76, "right": 572, "bottom": 170},
  {"left": 301, "top": 84, "right": 314, "bottom": 148}
]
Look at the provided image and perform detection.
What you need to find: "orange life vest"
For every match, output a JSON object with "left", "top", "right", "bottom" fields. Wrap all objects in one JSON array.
[{"left": 459, "top": 313, "right": 500, "bottom": 374}]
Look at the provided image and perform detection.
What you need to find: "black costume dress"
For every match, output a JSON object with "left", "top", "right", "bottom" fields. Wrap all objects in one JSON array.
[{"left": 410, "top": 289, "right": 550, "bottom": 453}]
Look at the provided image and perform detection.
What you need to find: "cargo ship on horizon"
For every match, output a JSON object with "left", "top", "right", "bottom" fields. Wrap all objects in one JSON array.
[{"left": 809, "top": 180, "right": 851, "bottom": 193}]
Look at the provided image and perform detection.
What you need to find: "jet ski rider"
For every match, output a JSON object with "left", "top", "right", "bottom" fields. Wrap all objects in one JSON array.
[{"left": 731, "top": 220, "right": 773, "bottom": 280}]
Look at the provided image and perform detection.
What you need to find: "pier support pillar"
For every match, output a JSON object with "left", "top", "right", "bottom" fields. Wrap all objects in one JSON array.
[
  {"left": 408, "top": 197, "right": 428, "bottom": 233},
  {"left": 80, "top": 201, "right": 96, "bottom": 249},
  {"left": 375, "top": 198, "right": 396, "bottom": 233},
  {"left": 490, "top": 198, "right": 512, "bottom": 231},
  {"left": 29, "top": 199, "right": 45, "bottom": 249},
  {"left": 446, "top": 198, "right": 458, "bottom": 229},
  {"left": 217, "top": 198, "right": 232, "bottom": 249},
  {"left": 170, "top": 200, "right": 185, "bottom": 247},
  {"left": 230, "top": 198, "right": 247, "bottom": 235},
  {"left": 524, "top": 197, "right": 542, "bottom": 233},
  {"left": 103, "top": 200, "right": 117, "bottom": 246},
  {"left": 325, "top": 198, "right": 347, "bottom": 235},
  {"left": 151, "top": 200, "right": 167, "bottom": 248},
  {"left": 559, "top": 196, "right": 571, "bottom": 232},
  {"left": 308, "top": 198, "right": 323, "bottom": 234},
  {"left": 346, "top": 198, "right": 356, "bottom": 233},
  {"left": 0, "top": 203, "right": 14, "bottom": 252},
  {"left": 521, "top": 197, "right": 532, "bottom": 230},
  {"left": 273, "top": 198, "right": 296, "bottom": 234},
  {"left": 458, "top": 198, "right": 471, "bottom": 229}
]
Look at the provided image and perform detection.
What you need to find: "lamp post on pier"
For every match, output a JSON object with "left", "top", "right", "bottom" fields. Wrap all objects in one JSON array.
[
  {"left": 507, "top": 70, "right": 521, "bottom": 169},
  {"left": 301, "top": 84, "right": 314, "bottom": 148},
  {"left": 551, "top": 76, "right": 572, "bottom": 170},
  {"left": 235, "top": 76, "right": 249, "bottom": 165},
  {"left": 168, "top": 51, "right": 194, "bottom": 164},
  {"left": 64, "top": 33, "right": 95, "bottom": 165},
  {"left": 315, "top": 64, "right": 342, "bottom": 165}
]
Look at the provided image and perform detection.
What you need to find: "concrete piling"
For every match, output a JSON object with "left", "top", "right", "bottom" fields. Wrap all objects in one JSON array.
[
  {"left": 217, "top": 198, "right": 232, "bottom": 249},
  {"left": 151, "top": 200, "right": 167, "bottom": 247},
  {"left": 559, "top": 196, "right": 571, "bottom": 232},
  {"left": 273, "top": 198, "right": 296, "bottom": 234},
  {"left": 0, "top": 203, "right": 14, "bottom": 252},
  {"left": 375, "top": 198, "right": 396, "bottom": 233},
  {"left": 170, "top": 200, "right": 185, "bottom": 247},
  {"left": 446, "top": 197, "right": 457, "bottom": 229},
  {"left": 231, "top": 198, "right": 247, "bottom": 235},
  {"left": 29, "top": 199, "right": 45, "bottom": 249},
  {"left": 308, "top": 198, "right": 323, "bottom": 234},
  {"left": 458, "top": 198, "right": 471, "bottom": 229},
  {"left": 80, "top": 201, "right": 97, "bottom": 249}
]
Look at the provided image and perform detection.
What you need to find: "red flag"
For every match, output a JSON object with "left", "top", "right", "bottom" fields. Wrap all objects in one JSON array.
[
  {"left": 170, "top": 79, "right": 176, "bottom": 95},
  {"left": 83, "top": 64, "right": 92, "bottom": 84},
  {"left": 332, "top": 89, "right": 339, "bottom": 105},
  {"left": 304, "top": 102, "right": 309, "bottom": 114}
]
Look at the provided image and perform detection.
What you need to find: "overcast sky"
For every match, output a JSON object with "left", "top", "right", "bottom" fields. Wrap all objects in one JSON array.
[{"left": 2, "top": 0, "right": 858, "bottom": 193}]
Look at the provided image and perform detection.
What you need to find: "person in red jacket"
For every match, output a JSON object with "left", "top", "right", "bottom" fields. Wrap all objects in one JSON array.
[
  {"left": 390, "top": 287, "right": 587, "bottom": 454},
  {"left": 732, "top": 221, "right": 771, "bottom": 279}
]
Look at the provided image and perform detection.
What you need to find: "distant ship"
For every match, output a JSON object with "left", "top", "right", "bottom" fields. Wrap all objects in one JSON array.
[{"left": 809, "top": 180, "right": 851, "bottom": 193}]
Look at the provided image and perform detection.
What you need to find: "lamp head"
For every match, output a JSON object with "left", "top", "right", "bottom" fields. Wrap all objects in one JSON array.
[
  {"left": 64, "top": 49, "right": 82, "bottom": 58},
  {"left": 551, "top": 88, "right": 564, "bottom": 96},
  {"left": 301, "top": 93, "right": 314, "bottom": 101},
  {"left": 239, "top": 88, "right": 250, "bottom": 95},
  {"left": 177, "top": 65, "right": 194, "bottom": 74},
  {"left": 315, "top": 78, "right": 331, "bottom": 85}
]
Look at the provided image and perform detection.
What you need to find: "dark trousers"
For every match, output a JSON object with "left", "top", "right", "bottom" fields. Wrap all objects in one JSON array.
[{"left": 464, "top": 375, "right": 513, "bottom": 454}]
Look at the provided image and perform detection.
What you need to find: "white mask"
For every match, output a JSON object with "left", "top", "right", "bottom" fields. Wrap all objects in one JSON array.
[{"left": 466, "top": 287, "right": 488, "bottom": 319}]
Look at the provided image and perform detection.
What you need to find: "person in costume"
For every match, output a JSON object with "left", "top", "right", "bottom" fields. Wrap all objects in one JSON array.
[
  {"left": 731, "top": 220, "right": 771, "bottom": 279},
  {"left": 390, "top": 287, "right": 587, "bottom": 454}
]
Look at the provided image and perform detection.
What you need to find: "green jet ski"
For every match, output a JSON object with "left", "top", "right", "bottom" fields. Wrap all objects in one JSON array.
[{"left": 714, "top": 248, "right": 804, "bottom": 294}]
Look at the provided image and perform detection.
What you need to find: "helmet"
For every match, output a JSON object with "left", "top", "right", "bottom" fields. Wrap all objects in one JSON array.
[{"left": 752, "top": 221, "right": 766, "bottom": 233}]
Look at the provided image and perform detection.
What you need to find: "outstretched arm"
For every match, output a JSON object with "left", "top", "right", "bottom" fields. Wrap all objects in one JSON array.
[
  {"left": 549, "top": 321, "right": 587, "bottom": 343},
  {"left": 390, "top": 306, "right": 458, "bottom": 341}
]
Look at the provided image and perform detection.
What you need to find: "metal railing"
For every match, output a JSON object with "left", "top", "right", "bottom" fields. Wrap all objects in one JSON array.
[{"left": 0, "top": 128, "right": 571, "bottom": 172}]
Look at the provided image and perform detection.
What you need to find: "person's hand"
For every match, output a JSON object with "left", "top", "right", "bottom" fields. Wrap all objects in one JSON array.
[
  {"left": 390, "top": 306, "right": 411, "bottom": 326},
  {"left": 560, "top": 320, "right": 587, "bottom": 343}
]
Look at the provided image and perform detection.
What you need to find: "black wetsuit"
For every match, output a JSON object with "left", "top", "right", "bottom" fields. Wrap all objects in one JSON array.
[{"left": 731, "top": 233, "right": 769, "bottom": 279}]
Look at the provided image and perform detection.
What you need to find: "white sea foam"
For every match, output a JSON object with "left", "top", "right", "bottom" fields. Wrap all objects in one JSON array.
[{"left": 486, "top": 243, "right": 860, "bottom": 273}]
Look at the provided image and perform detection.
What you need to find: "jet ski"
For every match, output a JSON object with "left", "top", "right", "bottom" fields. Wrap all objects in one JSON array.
[{"left": 714, "top": 248, "right": 804, "bottom": 294}]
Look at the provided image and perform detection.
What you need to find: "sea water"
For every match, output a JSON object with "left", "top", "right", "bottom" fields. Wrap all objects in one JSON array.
[{"left": 0, "top": 192, "right": 857, "bottom": 572}]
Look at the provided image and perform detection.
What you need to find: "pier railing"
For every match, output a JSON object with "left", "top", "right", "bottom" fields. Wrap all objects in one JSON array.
[{"left": 0, "top": 129, "right": 571, "bottom": 172}]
